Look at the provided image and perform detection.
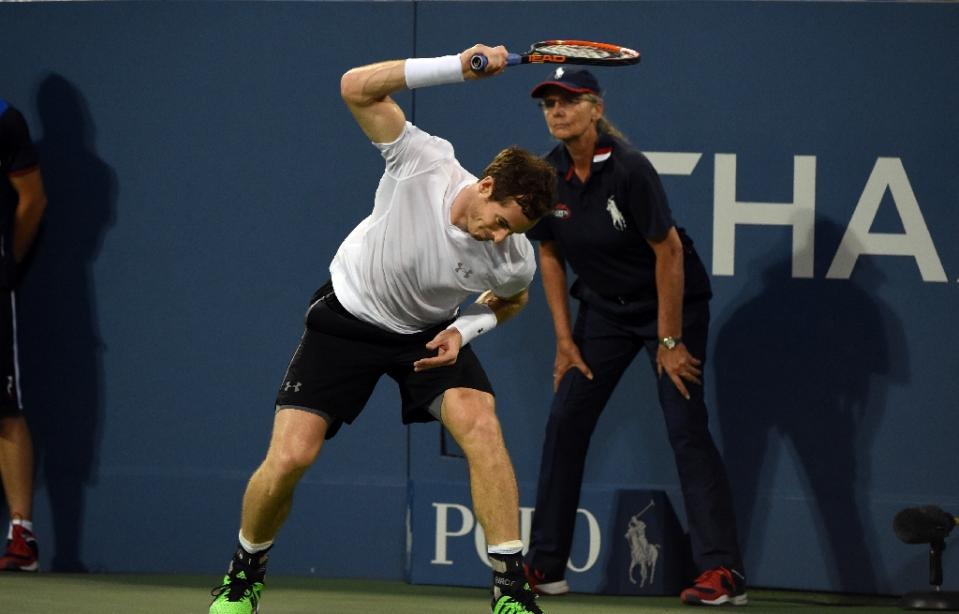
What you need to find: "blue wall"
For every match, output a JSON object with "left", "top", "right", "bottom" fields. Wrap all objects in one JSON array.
[{"left": 1, "top": 0, "right": 957, "bottom": 595}]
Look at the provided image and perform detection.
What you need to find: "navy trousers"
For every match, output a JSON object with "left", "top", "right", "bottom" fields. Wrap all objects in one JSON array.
[{"left": 526, "top": 299, "right": 743, "bottom": 581}]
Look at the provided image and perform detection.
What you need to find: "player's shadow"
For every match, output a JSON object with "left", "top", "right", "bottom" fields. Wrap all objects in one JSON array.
[
  {"left": 16, "top": 73, "right": 117, "bottom": 571},
  {"left": 712, "top": 218, "right": 908, "bottom": 593}
]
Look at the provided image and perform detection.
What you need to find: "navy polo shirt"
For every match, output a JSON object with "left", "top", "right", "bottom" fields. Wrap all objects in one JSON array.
[
  {"left": 527, "top": 132, "right": 710, "bottom": 318},
  {"left": 0, "top": 100, "right": 40, "bottom": 288}
]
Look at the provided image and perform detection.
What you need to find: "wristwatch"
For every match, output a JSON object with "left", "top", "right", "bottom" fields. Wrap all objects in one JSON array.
[{"left": 659, "top": 336, "right": 682, "bottom": 350}]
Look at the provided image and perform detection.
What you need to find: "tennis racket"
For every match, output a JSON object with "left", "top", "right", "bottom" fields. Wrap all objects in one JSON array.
[{"left": 470, "top": 40, "right": 640, "bottom": 72}]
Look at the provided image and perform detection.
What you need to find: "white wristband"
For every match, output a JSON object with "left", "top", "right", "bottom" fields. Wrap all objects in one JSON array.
[
  {"left": 448, "top": 303, "right": 497, "bottom": 346},
  {"left": 404, "top": 55, "right": 464, "bottom": 89}
]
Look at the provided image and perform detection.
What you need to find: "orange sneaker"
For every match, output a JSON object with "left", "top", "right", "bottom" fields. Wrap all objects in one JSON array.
[
  {"left": 680, "top": 567, "right": 747, "bottom": 606},
  {"left": 523, "top": 564, "right": 570, "bottom": 596},
  {"left": 0, "top": 523, "right": 39, "bottom": 572}
]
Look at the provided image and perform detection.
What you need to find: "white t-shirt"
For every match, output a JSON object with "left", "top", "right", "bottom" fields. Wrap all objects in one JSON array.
[{"left": 330, "top": 122, "right": 536, "bottom": 334}]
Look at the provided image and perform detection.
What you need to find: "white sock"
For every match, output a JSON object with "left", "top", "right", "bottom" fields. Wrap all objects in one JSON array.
[
  {"left": 487, "top": 540, "right": 524, "bottom": 556},
  {"left": 9, "top": 518, "right": 34, "bottom": 538},
  {"left": 238, "top": 531, "right": 273, "bottom": 554}
]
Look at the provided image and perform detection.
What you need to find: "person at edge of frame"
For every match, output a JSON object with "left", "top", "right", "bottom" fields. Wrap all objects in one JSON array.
[{"left": 0, "top": 97, "right": 48, "bottom": 572}]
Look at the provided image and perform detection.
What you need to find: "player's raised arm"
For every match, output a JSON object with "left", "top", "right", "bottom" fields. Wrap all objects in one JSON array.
[
  {"left": 340, "top": 60, "right": 408, "bottom": 143},
  {"left": 340, "top": 44, "right": 509, "bottom": 143}
]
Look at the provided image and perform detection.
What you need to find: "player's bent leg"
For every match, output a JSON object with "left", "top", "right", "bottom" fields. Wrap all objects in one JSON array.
[
  {"left": 441, "top": 388, "right": 519, "bottom": 543},
  {"left": 440, "top": 389, "right": 544, "bottom": 614},
  {"left": 241, "top": 407, "right": 329, "bottom": 540},
  {"left": 210, "top": 407, "right": 330, "bottom": 614}
]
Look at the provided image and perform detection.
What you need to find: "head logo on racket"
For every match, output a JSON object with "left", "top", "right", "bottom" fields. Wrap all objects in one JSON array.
[{"left": 470, "top": 39, "right": 641, "bottom": 72}]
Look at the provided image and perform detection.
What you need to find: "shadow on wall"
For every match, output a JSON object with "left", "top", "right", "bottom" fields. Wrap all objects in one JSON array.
[
  {"left": 712, "top": 218, "right": 908, "bottom": 593},
  {"left": 17, "top": 73, "right": 117, "bottom": 571}
]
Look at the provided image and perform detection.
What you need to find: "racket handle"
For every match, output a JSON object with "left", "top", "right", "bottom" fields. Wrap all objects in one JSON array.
[{"left": 469, "top": 53, "right": 522, "bottom": 72}]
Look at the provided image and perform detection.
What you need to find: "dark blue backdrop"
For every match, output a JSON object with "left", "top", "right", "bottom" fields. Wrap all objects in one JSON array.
[{"left": 0, "top": 0, "right": 956, "bottom": 595}]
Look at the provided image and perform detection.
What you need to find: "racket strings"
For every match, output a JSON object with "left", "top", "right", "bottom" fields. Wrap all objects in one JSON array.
[{"left": 535, "top": 44, "right": 618, "bottom": 59}]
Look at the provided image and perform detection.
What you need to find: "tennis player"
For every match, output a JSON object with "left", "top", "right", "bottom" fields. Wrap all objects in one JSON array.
[{"left": 209, "top": 44, "right": 554, "bottom": 614}]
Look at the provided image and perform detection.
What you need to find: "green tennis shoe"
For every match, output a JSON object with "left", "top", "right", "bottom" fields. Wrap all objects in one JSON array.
[
  {"left": 209, "top": 571, "right": 264, "bottom": 614},
  {"left": 491, "top": 591, "right": 545, "bottom": 614}
]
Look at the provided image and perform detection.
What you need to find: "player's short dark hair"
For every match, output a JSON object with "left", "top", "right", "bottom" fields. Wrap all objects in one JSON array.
[{"left": 482, "top": 146, "right": 556, "bottom": 222}]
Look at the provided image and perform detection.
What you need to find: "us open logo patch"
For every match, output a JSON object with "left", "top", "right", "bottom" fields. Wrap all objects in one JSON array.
[{"left": 552, "top": 203, "right": 571, "bottom": 220}]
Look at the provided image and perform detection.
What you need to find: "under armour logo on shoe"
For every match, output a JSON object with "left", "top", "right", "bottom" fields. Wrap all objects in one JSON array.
[{"left": 283, "top": 381, "right": 302, "bottom": 392}]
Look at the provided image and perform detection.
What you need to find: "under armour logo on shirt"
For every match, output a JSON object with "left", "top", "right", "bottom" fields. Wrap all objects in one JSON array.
[{"left": 455, "top": 262, "right": 473, "bottom": 278}]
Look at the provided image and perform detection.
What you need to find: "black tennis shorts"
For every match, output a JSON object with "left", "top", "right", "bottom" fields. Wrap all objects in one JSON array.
[
  {"left": 0, "top": 289, "right": 22, "bottom": 415},
  {"left": 275, "top": 281, "right": 494, "bottom": 439}
]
